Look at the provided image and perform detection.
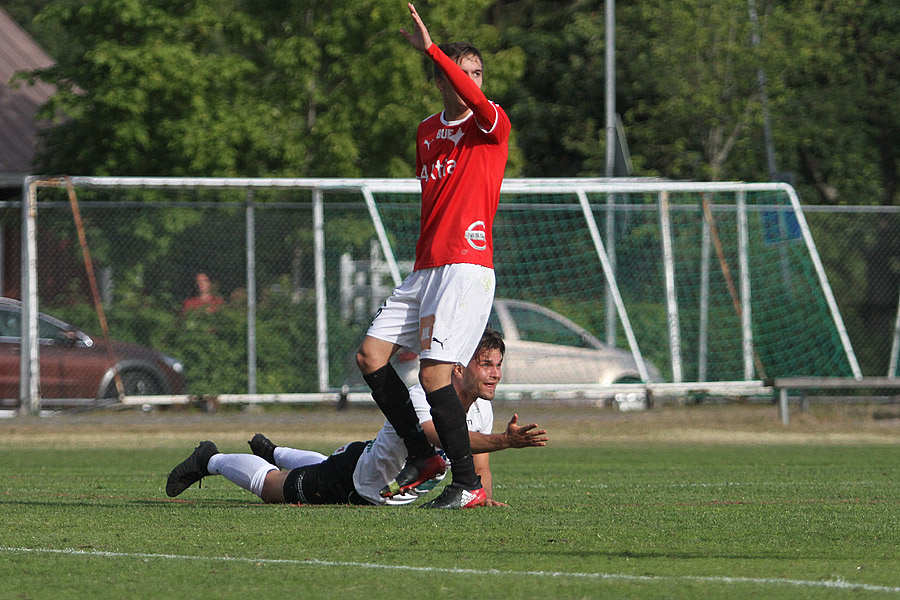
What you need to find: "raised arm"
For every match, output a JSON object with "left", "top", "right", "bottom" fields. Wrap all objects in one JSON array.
[
  {"left": 399, "top": 3, "right": 432, "bottom": 52},
  {"left": 400, "top": 3, "right": 499, "bottom": 131}
]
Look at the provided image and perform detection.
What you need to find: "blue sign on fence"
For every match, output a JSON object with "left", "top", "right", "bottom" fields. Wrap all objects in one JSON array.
[{"left": 762, "top": 210, "right": 801, "bottom": 245}]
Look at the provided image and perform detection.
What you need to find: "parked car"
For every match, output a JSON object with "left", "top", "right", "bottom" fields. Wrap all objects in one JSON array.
[
  {"left": 343, "top": 298, "right": 662, "bottom": 389},
  {"left": 0, "top": 298, "right": 186, "bottom": 401}
]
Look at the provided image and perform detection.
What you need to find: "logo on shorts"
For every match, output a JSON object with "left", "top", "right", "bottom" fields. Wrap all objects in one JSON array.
[
  {"left": 420, "top": 314, "right": 436, "bottom": 350},
  {"left": 465, "top": 221, "right": 487, "bottom": 250}
]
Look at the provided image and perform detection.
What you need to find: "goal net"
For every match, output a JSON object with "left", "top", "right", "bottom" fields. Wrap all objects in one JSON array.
[
  {"left": 365, "top": 180, "right": 859, "bottom": 385},
  {"left": 17, "top": 177, "right": 859, "bottom": 411}
]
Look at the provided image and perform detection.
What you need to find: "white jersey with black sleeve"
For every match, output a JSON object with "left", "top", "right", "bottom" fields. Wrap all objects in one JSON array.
[{"left": 352, "top": 384, "right": 493, "bottom": 505}]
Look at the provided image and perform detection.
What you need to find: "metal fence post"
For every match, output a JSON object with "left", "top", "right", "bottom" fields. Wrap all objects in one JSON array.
[
  {"left": 737, "top": 190, "right": 754, "bottom": 380},
  {"left": 888, "top": 283, "right": 900, "bottom": 377},
  {"left": 246, "top": 188, "right": 257, "bottom": 395},
  {"left": 576, "top": 189, "right": 651, "bottom": 382},
  {"left": 659, "top": 190, "right": 683, "bottom": 382},
  {"left": 19, "top": 177, "right": 40, "bottom": 416},
  {"left": 313, "top": 188, "right": 329, "bottom": 392},
  {"left": 698, "top": 195, "right": 712, "bottom": 382}
]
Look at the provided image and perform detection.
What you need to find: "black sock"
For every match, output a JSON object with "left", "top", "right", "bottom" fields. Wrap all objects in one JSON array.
[
  {"left": 427, "top": 384, "right": 479, "bottom": 489},
  {"left": 363, "top": 364, "right": 433, "bottom": 458}
]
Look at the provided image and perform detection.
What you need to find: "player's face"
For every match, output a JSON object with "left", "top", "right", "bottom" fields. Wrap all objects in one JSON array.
[
  {"left": 461, "top": 347, "right": 502, "bottom": 401},
  {"left": 436, "top": 54, "right": 483, "bottom": 111},
  {"left": 456, "top": 54, "right": 483, "bottom": 89}
]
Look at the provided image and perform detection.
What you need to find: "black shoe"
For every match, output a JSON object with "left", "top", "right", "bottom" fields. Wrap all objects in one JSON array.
[
  {"left": 379, "top": 453, "right": 447, "bottom": 498},
  {"left": 420, "top": 481, "right": 486, "bottom": 509},
  {"left": 248, "top": 433, "right": 276, "bottom": 465},
  {"left": 165, "top": 441, "right": 218, "bottom": 497}
]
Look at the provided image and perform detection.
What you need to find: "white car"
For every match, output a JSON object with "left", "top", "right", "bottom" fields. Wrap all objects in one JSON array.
[{"left": 344, "top": 298, "right": 661, "bottom": 389}]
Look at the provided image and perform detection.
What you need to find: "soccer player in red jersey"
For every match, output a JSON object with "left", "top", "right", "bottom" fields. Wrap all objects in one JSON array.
[{"left": 354, "top": 3, "right": 511, "bottom": 508}]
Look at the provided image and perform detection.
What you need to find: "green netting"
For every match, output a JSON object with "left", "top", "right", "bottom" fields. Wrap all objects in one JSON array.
[
  {"left": 371, "top": 186, "right": 855, "bottom": 382},
  {"left": 23, "top": 179, "right": 857, "bottom": 401}
]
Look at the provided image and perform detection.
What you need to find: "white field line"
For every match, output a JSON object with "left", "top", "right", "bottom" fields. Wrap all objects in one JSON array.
[
  {"left": 2, "top": 547, "right": 898, "bottom": 594},
  {"left": 515, "top": 480, "right": 888, "bottom": 490}
]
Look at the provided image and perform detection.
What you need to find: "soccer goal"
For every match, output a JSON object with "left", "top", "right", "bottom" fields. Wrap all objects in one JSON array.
[{"left": 17, "top": 176, "right": 859, "bottom": 413}]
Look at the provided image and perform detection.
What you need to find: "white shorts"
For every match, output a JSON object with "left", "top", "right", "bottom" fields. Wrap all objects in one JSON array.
[{"left": 366, "top": 263, "right": 495, "bottom": 364}]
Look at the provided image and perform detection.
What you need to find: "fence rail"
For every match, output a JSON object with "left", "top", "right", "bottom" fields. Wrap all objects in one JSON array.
[{"left": 5, "top": 177, "right": 899, "bottom": 417}]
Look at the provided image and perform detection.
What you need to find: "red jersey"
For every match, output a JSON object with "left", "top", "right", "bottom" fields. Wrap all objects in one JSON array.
[{"left": 413, "top": 45, "right": 511, "bottom": 271}]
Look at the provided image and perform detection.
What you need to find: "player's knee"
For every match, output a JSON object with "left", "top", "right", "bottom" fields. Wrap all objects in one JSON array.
[
  {"left": 260, "top": 470, "right": 287, "bottom": 504},
  {"left": 356, "top": 338, "right": 391, "bottom": 374},
  {"left": 419, "top": 360, "right": 453, "bottom": 392},
  {"left": 356, "top": 347, "right": 378, "bottom": 374}
]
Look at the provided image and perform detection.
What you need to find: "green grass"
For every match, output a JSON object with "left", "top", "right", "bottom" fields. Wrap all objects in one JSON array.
[{"left": 2, "top": 407, "right": 900, "bottom": 599}]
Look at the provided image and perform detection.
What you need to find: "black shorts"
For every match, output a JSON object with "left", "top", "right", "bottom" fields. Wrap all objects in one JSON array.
[{"left": 282, "top": 441, "right": 371, "bottom": 505}]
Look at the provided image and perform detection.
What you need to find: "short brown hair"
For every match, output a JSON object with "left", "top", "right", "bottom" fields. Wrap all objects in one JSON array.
[{"left": 474, "top": 325, "right": 505, "bottom": 360}]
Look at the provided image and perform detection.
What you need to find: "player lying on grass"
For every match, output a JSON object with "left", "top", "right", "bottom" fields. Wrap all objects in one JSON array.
[{"left": 166, "top": 328, "right": 547, "bottom": 506}]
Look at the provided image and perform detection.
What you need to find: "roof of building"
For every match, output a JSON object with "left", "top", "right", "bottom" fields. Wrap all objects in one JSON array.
[{"left": 0, "top": 6, "right": 56, "bottom": 185}]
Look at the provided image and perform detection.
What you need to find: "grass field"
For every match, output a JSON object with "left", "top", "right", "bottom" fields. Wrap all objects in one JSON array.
[{"left": 2, "top": 401, "right": 900, "bottom": 599}]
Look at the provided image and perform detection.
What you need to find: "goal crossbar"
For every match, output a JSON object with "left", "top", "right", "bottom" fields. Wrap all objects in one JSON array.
[{"left": 18, "top": 176, "right": 860, "bottom": 415}]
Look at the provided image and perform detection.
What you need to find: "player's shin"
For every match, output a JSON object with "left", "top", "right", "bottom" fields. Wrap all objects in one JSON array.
[
  {"left": 364, "top": 363, "right": 433, "bottom": 458},
  {"left": 427, "top": 384, "right": 480, "bottom": 489},
  {"left": 207, "top": 453, "right": 277, "bottom": 499}
]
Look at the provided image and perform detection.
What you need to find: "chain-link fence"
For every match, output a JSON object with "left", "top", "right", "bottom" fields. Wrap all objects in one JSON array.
[
  {"left": 804, "top": 206, "right": 900, "bottom": 377},
  {"left": 3, "top": 178, "right": 900, "bottom": 411},
  {"left": 6, "top": 181, "right": 383, "bottom": 406}
]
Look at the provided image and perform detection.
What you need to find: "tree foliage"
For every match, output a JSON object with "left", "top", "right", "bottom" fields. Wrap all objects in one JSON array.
[
  {"left": 618, "top": 0, "right": 766, "bottom": 181},
  {"left": 25, "top": 0, "right": 524, "bottom": 178},
  {"left": 12, "top": 0, "right": 898, "bottom": 200},
  {"left": 11, "top": 0, "right": 900, "bottom": 381}
]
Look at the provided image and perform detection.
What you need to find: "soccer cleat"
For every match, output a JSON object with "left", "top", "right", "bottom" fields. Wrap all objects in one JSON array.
[
  {"left": 165, "top": 441, "right": 218, "bottom": 497},
  {"left": 248, "top": 433, "right": 277, "bottom": 465},
  {"left": 379, "top": 453, "right": 447, "bottom": 498},
  {"left": 414, "top": 470, "right": 447, "bottom": 495},
  {"left": 420, "top": 482, "right": 486, "bottom": 509}
]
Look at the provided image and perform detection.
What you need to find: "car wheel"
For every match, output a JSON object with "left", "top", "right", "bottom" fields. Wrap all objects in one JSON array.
[
  {"left": 104, "top": 370, "right": 165, "bottom": 397},
  {"left": 612, "top": 376, "right": 642, "bottom": 384}
]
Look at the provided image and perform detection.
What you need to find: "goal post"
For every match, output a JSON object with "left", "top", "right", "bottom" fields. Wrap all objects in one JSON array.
[
  {"left": 18, "top": 176, "right": 859, "bottom": 413},
  {"left": 359, "top": 178, "right": 861, "bottom": 386}
]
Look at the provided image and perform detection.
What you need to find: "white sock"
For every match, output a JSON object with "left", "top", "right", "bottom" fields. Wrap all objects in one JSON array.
[
  {"left": 207, "top": 453, "right": 277, "bottom": 499},
  {"left": 273, "top": 447, "right": 328, "bottom": 469}
]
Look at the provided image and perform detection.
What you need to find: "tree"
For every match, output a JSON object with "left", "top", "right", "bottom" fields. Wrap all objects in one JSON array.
[
  {"left": 770, "top": 0, "right": 900, "bottom": 372},
  {"left": 616, "top": 0, "right": 770, "bottom": 181},
  {"left": 26, "top": 0, "right": 524, "bottom": 178},
  {"left": 491, "top": 0, "right": 772, "bottom": 181},
  {"left": 490, "top": 0, "right": 610, "bottom": 177}
]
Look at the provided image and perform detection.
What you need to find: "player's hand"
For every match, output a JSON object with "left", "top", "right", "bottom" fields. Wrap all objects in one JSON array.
[
  {"left": 399, "top": 2, "right": 433, "bottom": 51},
  {"left": 485, "top": 498, "right": 509, "bottom": 507},
  {"left": 504, "top": 414, "right": 548, "bottom": 448}
]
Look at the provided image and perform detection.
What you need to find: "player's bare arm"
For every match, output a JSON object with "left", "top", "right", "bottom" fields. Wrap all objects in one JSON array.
[
  {"left": 474, "top": 453, "right": 508, "bottom": 507},
  {"left": 421, "top": 413, "right": 548, "bottom": 453},
  {"left": 467, "top": 413, "right": 548, "bottom": 453},
  {"left": 419, "top": 415, "right": 546, "bottom": 454}
]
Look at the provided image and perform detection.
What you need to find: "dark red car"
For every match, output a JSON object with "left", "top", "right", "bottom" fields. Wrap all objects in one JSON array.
[{"left": 0, "top": 298, "right": 186, "bottom": 403}]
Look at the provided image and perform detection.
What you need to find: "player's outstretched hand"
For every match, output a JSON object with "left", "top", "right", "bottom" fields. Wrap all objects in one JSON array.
[
  {"left": 400, "top": 3, "right": 433, "bottom": 52},
  {"left": 504, "top": 414, "right": 548, "bottom": 448},
  {"left": 485, "top": 498, "right": 510, "bottom": 507}
]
